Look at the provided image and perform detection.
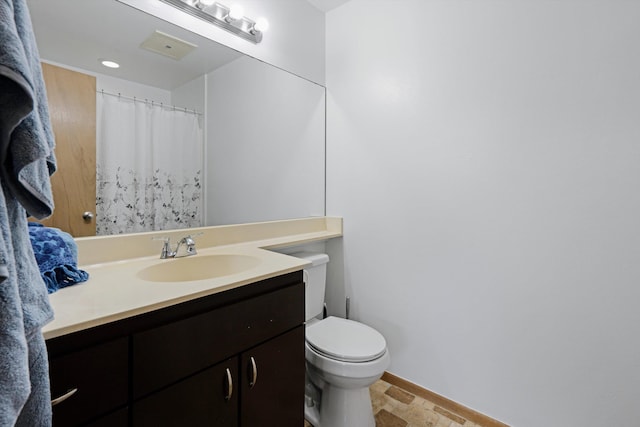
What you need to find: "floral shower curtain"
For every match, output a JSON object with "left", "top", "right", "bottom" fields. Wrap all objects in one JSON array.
[{"left": 96, "top": 93, "right": 203, "bottom": 235}]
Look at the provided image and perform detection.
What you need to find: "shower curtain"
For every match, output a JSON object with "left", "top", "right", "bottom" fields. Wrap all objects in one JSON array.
[{"left": 96, "top": 94, "right": 203, "bottom": 235}]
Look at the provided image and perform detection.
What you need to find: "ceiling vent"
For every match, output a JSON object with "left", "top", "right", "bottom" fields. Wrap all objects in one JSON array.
[{"left": 139, "top": 30, "right": 197, "bottom": 60}]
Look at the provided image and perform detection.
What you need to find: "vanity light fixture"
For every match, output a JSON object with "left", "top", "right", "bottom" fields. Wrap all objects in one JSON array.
[{"left": 159, "top": 0, "right": 269, "bottom": 43}]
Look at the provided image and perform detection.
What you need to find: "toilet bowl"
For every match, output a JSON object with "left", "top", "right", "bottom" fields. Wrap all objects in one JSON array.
[
  {"left": 289, "top": 252, "right": 390, "bottom": 427},
  {"left": 305, "top": 316, "right": 390, "bottom": 427}
]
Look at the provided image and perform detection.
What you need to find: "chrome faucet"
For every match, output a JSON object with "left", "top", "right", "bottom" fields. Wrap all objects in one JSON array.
[
  {"left": 174, "top": 235, "right": 197, "bottom": 258},
  {"left": 154, "top": 233, "right": 201, "bottom": 259}
]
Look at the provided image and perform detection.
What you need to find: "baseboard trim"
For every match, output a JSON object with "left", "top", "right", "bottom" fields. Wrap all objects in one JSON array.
[{"left": 381, "top": 372, "right": 510, "bottom": 427}]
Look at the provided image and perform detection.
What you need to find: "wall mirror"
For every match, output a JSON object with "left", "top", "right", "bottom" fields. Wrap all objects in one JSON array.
[{"left": 26, "top": 0, "right": 326, "bottom": 237}]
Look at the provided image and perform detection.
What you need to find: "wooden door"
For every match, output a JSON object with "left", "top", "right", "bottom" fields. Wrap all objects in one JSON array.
[{"left": 39, "top": 62, "right": 96, "bottom": 237}]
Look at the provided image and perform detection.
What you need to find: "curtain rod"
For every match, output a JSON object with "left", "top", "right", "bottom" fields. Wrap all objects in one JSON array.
[{"left": 97, "top": 89, "right": 202, "bottom": 116}]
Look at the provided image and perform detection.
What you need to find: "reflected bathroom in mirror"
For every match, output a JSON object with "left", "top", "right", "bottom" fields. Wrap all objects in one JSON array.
[{"left": 26, "top": 0, "right": 325, "bottom": 237}]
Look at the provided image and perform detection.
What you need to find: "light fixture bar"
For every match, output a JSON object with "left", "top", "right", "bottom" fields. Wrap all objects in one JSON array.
[{"left": 159, "top": 0, "right": 263, "bottom": 43}]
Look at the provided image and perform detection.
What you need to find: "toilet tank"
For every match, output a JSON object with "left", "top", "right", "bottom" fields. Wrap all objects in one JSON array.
[{"left": 289, "top": 252, "right": 329, "bottom": 321}]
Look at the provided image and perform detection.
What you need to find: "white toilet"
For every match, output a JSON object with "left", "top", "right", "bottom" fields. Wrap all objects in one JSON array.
[{"left": 291, "top": 252, "right": 390, "bottom": 427}]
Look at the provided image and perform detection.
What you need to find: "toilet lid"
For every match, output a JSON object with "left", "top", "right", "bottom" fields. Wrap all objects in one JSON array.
[{"left": 306, "top": 316, "right": 387, "bottom": 363}]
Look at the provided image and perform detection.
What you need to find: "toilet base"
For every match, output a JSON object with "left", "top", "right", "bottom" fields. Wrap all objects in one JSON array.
[{"left": 305, "top": 383, "right": 375, "bottom": 427}]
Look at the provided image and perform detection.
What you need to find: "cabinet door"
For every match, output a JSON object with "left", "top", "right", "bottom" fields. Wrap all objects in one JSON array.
[
  {"left": 133, "top": 357, "right": 239, "bottom": 427},
  {"left": 49, "top": 337, "right": 128, "bottom": 426},
  {"left": 240, "top": 326, "right": 305, "bottom": 427}
]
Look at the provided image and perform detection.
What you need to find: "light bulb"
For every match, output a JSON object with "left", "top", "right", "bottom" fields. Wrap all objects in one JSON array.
[
  {"left": 100, "top": 60, "right": 120, "bottom": 69},
  {"left": 193, "top": 0, "right": 215, "bottom": 10},
  {"left": 253, "top": 17, "right": 269, "bottom": 33},
  {"left": 227, "top": 4, "right": 244, "bottom": 21}
]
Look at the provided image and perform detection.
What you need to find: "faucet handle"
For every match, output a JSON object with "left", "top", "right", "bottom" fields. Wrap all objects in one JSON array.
[
  {"left": 185, "top": 232, "right": 203, "bottom": 255},
  {"left": 152, "top": 236, "right": 174, "bottom": 259},
  {"left": 183, "top": 232, "right": 203, "bottom": 246}
]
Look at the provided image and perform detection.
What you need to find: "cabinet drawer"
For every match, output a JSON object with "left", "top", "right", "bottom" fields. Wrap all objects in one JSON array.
[
  {"left": 133, "top": 282, "right": 303, "bottom": 398},
  {"left": 133, "top": 358, "right": 239, "bottom": 427},
  {"left": 49, "top": 337, "right": 129, "bottom": 427}
]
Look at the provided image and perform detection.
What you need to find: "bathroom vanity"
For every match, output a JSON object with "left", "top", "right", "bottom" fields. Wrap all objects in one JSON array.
[
  {"left": 47, "top": 271, "right": 304, "bottom": 426},
  {"left": 42, "top": 217, "right": 343, "bottom": 427}
]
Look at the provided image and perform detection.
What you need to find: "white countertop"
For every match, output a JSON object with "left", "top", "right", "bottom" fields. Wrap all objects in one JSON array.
[{"left": 43, "top": 217, "right": 342, "bottom": 340}]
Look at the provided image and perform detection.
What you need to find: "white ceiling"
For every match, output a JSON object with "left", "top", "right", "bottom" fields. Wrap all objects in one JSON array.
[
  {"left": 305, "top": 0, "right": 352, "bottom": 13},
  {"left": 26, "top": 0, "right": 243, "bottom": 90}
]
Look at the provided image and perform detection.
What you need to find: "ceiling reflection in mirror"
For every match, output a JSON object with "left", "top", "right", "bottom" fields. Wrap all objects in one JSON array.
[{"left": 26, "top": 0, "right": 326, "bottom": 235}]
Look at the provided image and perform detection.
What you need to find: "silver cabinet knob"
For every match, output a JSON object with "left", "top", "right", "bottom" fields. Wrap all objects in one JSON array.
[{"left": 82, "top": 211, "right": 94, "bottom": 222}]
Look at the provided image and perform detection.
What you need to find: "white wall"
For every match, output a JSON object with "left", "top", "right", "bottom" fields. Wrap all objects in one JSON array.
[
  {"left": 326, "top": 1, "right": 640, "bottom": 426},
  {"left": 95, "top": 75, "right": 171, "bottom": 104},
  {"left": 171, "top": 75, "right": 206, "bottom": 114},
  {"left": 119, "top": 0, "right": 326, "bottom": 85},
  {"left": 206, "top": 56, "right": 325, "bottom": 225}
]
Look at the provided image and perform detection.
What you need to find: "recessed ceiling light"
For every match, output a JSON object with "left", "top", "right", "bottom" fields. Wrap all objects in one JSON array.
[{"left": 100, "top": 59, "right": 120, "bottom": 69}]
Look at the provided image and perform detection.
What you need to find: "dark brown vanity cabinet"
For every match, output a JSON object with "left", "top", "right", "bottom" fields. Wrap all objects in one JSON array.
[{"left": 47, "top": 271, "right": 305, "bottom": 427}]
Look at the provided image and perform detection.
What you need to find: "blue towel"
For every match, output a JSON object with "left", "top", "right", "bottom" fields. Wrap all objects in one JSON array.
[
  {"left": 14, "top": 330, "right": 52, "bottom": 426},
  {"left": 28, "top": 223, "right": 89, "bottom": 293},
  {"left": 0, "top": 0, "right": 56, "bottom": 220},
  {"left": 0, "top": 196, "right": 54, "bottom": 427},
  {"left": 0, "top": 0, "right": 57, "bottom": 425}
]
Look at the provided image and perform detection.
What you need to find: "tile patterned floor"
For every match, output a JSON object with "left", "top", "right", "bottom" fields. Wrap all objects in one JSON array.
[{"left": 305, "top": 379, "right": 482, "bottom": 427}]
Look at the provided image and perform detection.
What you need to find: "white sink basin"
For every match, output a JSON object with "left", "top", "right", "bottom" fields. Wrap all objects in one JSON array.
[{"left": 137, "top": 254, "right": 261, "bottom": 282}]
